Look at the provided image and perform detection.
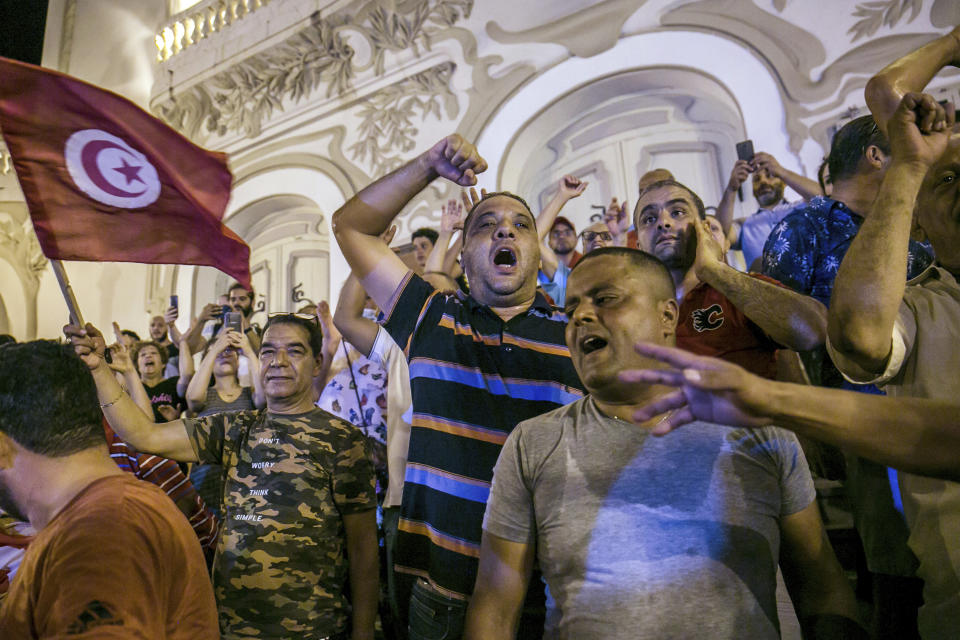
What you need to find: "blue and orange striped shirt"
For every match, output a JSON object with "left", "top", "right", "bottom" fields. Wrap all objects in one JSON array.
[{"left": 383, "top": 272, "right": 584, "bottom": 598}]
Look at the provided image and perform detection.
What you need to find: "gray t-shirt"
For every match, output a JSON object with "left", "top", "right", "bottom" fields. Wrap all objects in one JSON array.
[{"left": 484, "top": 396, "right": 815, "bottom": 639}]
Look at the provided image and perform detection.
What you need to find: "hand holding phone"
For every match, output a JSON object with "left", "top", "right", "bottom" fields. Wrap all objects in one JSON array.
[{"left": 225, "top": 311, "right": 243, "bottom": 334}]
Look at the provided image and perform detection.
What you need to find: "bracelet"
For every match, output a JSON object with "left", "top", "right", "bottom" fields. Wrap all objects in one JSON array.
[{"left": 99, "top": 389, "right": 125, "bottom": 410}]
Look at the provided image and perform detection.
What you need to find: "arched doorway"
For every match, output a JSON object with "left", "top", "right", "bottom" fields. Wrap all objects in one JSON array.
[{"left": 478, "top": 30, "right": 798, "bottom": 226}]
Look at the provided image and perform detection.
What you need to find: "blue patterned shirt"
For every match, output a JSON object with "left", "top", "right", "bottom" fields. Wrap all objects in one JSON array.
[{"left": 761, "top": 196, "right": 933, "bottom": 306}]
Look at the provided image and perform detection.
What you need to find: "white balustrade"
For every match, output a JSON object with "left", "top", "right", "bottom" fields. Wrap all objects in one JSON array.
[{"left": 155, "top": 0, "right": 269, "bottom": 62}]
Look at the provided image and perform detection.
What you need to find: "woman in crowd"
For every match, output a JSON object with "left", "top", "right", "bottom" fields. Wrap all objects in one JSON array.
[{"left": 180, "top": 328, "right": 264, "bottom": 517}]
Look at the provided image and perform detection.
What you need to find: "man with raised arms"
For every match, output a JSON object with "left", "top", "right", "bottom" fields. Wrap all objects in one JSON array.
[
  {"left": 827, "top": 25, "right": 960, "bottom": 638},
  {"left": 331, "top": 135, "right": 584, "bottom": 639}
]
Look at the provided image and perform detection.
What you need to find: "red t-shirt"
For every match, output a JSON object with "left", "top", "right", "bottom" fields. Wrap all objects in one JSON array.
[
  {"left": 677, "top": 276, "right": 781, "bottom": 379},
  {"left": 0, "top": 474, "right": 218, "bottom": 638}
]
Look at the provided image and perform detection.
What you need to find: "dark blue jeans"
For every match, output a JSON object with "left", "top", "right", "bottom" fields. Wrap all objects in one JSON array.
[{"left": 408, "top": 580, "right": 467, "bottom": 640}]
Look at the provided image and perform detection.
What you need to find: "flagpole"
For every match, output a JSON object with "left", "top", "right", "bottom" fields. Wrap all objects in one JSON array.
[{"left": 50, "top": 259, "right": 85, "bottom": 326}]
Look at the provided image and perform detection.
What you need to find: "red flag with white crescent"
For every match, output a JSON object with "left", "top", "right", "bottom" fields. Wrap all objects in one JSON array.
[{"left": 0, "top": 56, "right": 251, "bottom": 289}]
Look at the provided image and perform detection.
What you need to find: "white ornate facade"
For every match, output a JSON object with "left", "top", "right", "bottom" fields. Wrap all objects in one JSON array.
[{"left": 1, "top": 0, "right": 959, "bottom": 339}]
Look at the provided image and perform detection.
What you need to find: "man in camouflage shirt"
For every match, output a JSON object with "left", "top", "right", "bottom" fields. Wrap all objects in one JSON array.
[{"left": 67, "top": 314, "right": 379, "bottom": 640}]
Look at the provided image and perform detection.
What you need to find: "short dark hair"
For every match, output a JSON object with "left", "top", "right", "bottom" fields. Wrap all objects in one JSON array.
[
  {"left": 462, "top": 191, "right": 535, "bottom": 236},
  {"left": 411, "top": 227, "right": 439, "bottom": 246},
  {"left": 262, "top": 314, "right": 323, "bottom": 358},
  {"left": 819, "top": 114, "right": 889, "bottom": 191},
  {"left": 228, "top": 282, "right": 254, "bottom": 298},
  {"left": 132, "top": 340, "right": 169, "bottom": 373},
  {"left": 0, "top": 341, "right": 106, "bottom": 456},
  {"left": 634, "top": 179, "right": 706, "bottom": 225},
  {"left": 120, "top": 329, "right": 141, "bottom": 342},
  {"left": 570, "top": 246, "right": 677, "bottom": 300},
  {"left": 0, "top": 334, "right": 15, "bottom": 347}
]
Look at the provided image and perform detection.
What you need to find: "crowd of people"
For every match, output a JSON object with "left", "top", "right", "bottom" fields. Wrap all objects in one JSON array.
[{"left": 1, "top": 25, "right": 960, "bottom": 640}]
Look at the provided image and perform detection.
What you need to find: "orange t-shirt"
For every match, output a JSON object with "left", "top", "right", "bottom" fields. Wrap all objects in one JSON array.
[{"left": 0, "top": 474, "right": 219, "bottom": 639}]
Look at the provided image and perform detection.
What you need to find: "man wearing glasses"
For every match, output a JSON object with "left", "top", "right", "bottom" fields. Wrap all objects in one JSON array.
[
  {"left": 539, "top": 220, "right": 613, "bottom": 307},
  {"left": 65, "top": 314, "right": 379, "bottom": 640},
  {"left": 580, "top": 221, "right": 615, "bottom": 254}
]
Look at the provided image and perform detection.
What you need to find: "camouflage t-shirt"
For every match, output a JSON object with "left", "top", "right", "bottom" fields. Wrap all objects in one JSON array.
[{"left": 185, "top": 408, "right": 377, "bottom": 639}]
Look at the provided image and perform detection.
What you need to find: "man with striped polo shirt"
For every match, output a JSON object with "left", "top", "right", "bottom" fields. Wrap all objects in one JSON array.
[{"left": 333, "top": 134, "right": 585, "bottom": 639}]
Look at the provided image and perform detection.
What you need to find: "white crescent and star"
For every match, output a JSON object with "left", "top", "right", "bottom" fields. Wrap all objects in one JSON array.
[{"left": 64, "top": 129, "right": 161, "bottom": 209}]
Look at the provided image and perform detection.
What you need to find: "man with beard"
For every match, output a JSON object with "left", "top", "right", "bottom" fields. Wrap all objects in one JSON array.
[
  {"left": 332, "top": 134, "right": 584, "bottom": 639},
  {"left": 464, "top": 248, "right": 865, "bottom": 639},
  {"left": 540, "top": 220, "right": 614, "bottom": 306},
  {"left": 827, "top": 27, "right": 960, "bottom": 638},
  {"left": 547, "top": 216, "right": 579, "bottom": 265},
  {"left": 148, "top": 307, "right": 182, "bottom": 378},
  {"left": 0, "top": 341, "right": 218, "bottom": 638},
  {"left": 716, "top": 152, "right": 820, "bottom": 272},
  {"left": 536, "top": 175, "right": 589, "bottom": 306},
  {"left": 634, "top": 179, "right": 827, "bottom": 379},
  {"left": 224, "top": 283, "right": 261, "bottom": 351},
  {"left": 185, "top": 284, "right": 263, "bottom": 357}
]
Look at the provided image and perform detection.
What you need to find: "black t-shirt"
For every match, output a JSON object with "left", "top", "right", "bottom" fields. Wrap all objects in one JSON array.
[
  {"left": 162, "top": 341, "right": 179, "bottom": 360},
  {"left": 143, "top": 377, "right": 184, "bottom": 422}
]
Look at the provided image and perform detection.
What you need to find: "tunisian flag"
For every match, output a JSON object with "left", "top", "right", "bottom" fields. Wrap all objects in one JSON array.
[{"left": 0, "top": 56, "right": 251, "bottom": 289}]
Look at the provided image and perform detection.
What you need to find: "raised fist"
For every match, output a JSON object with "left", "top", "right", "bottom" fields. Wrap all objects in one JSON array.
[{"left": 423, "top": 135, "right": 488, "bottom": 186}]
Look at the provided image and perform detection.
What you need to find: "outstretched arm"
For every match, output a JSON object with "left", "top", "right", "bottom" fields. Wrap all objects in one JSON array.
[
  {"left": 829, "top": 93, "right": 954, "bottom": 375},
  {"left": 716, "top": 159, "right": 751, "bottom": 234},
  {"left": 464, "top": 532, "right": 535, "bottom": 640},
  {"left": 332, "top": 135, "right": 487, "bottom": 312},
  {"left": 315, "top": 300, "right": 343, "bottom": 395},
  {"left": 182, "top": 304, "right": 220, "bottom": 354},
  {"left": 539, "top": 236, "right": 559, "bottom": 280},
  {"left": 424, "top": 202, "right": 463, "bottom": 289},
  {"left": 620, "top": 342, "right": 960, "bottom": 481},
  {"left": 865, "top": 26, "right": 960, "bottom": 136},
  {"left": 692, "top": 218, "right": 827, "bottom": 351},
  {"left": 177, "top": 338, "right": 195, "bottom": 394},
  {"left": 185, "top": 331, "right": 234, "bottom": 412},
  {"left": 65, "top": 323, "right": 198, "bottom": 462},
  {"left": 164, "top": 305, "right": 183, "bottom": 346},
  {"left": 335, "top": 226, "right": 396, "bottom": 357},
  {"left": 535, "top": 175, "right": 587, "bottom": 241},
  {"left": 334, "top": 272, "right": 381, "bottom": 358}
]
